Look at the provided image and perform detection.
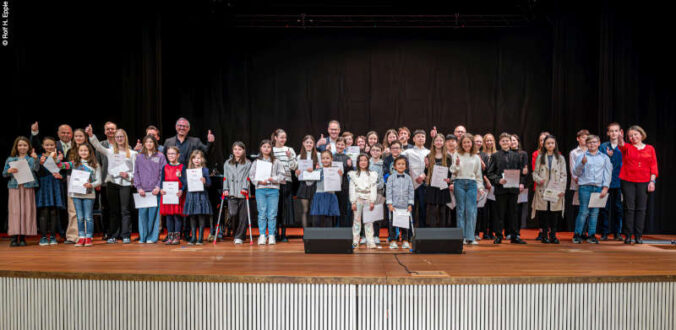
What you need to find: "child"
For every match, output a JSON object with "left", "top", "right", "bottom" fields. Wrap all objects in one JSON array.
[
  {"left": 366, "top": 131, "right": 379, "bottom": 153},
  {"left": 3, "top": 137, "right": 40, "bottom": 246},
  {"left": 401, "top": 129, "right": 430, "bottom": 227},
  {"left": 272, "top": 129, "right": 297, "bottom": 242},
  {"left": 87, "top": 125, "right": 137, "bottom": 244},
  {"left": 510, "top": 134, "right": 530, "bottom": 240},
  {"left": 356, "top": 135, "right": 367, "bottom": 153},
  {"left": 599, "top": 123, "right": 623, "bottom": 241},
  {"left": 310, "top": 151, "right": 343, "bottom": 227},
  {"left": 425, "top": 134, "right": 451, "bottom": 227},
  {"left": 450, "top": 134, "right": 485, "bottom": 245},
  {"left": 386, "top": 156, "right": 415, "bottom": 249},
  {"left": 332, "top": 137, "right": 352, "bottom": 227},
  {"left": 383, "top": 141, "right": 409, "bottom": 178},
  {"left": 133, "top": 135, "right": 167, "bottom": 244},
  {"left": 36, "top": 137, "right": 66, "bottom": 245},
  {"left": 444, "top": 134, "right": 458, "bottom": 227},
  {"left": 249, "top": 139, "right": 285, "bottom": 245},
  {"left": 569, "top": 129, "right": 589, "bottom": 237},
  {"left": 295, "top": 135, "right": 320, "bottom": 228},
  {"left": 481, "top": 133, "right": 498, "bottom": 239},
  {"left": 474, "top": 134, "right": 493, "bottom": 240},
  {"left": 369, "top": 143, "right": 386, "bottom": 244},
  {"left": 572, "top": 135, "right": 612, "bottom": 244},
  {"left": 341, "top": 131, "right": 355, "bottom": 147},
  {"left": 223, "top": 142, "right": 252, "bottom": 244},
  {"left": 349, "top": 154, "right": 379, "bottom": 248},
  {"left": 184, "top": 150, "right": 212, "bottom": 245},
  {"left": 57, "top": 144, "right": 102, "bottom": 247},
  {"left": 382, "top": 129, "right": 399, "bottom": 156},
  {"left": 486, "top": 133, "right": 526, "bottom": 244},
  {"left": 160, "top": 147, "right": 186, "bottom": 245},
  {"left": 531, "top": 135, "right": 566, "bottom": 244},
  {"left": 398, "top": 127, "right": 414, "bottom": 150}
]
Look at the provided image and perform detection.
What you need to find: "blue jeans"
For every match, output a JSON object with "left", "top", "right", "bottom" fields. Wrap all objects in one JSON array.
[
  {"left": 454, "top": 179, "right": 478, "bottom": 241},
  {"left": 72, "top": 198, "right": 94, "bottom": 238},
  {"left": 255, "top": 188, "right": 279, "bottom": 237},
  {"left": 138, "top": 195, "right": 160, "bottom": 242},
  {"left": 575, "top": 185, "right": 602, "bottom": 236}
]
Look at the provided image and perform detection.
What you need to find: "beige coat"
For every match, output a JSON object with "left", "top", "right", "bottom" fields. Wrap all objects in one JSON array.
[{"left": 531, "top": 153, "right": 567, "bottom": 219}]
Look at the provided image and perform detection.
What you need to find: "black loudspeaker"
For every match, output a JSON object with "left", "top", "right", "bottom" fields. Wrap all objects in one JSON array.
[
  {"left": 412, "top": 228, "right": 464, "bottom": 254},
  {"left": 303, "top": 228, "right": 353, "bottom": 254}
]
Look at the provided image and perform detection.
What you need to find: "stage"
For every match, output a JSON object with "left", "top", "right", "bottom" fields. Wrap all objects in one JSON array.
[{"left": 1, "top": 229, "right": 675, "bottom": 329}]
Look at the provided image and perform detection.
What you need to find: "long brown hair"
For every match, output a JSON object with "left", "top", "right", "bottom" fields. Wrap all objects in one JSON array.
[
  {"left": 188, "top": 150, "right": 206, "bottom": 169},
  {"left": 271, "top": 128, "right": 287, "bottom": 147},
  {"left": 299, "top": 135, "right": 319, "bottom": 169},
  {"left": 74, "top": 144, "right": 98, "bottom": 168},
  {"left": 10, "top": 136, "right": 31, "bottom": 157},
  {"left": 355, "top": 153, "right": 370, "bottom": 177},
  {"left": 539, "top": 135, "right": 563, "bottom": 166},
  {"left": 426, "top": 134, "right": 448, "bottom": 185},
  {"left": 228, "top": 141, "right": 247, "bottom": 165},
  {"left": 458, "top": 133, "right": 477, "bottom": 156},
  {"left": 382, "top": 129, "right": 398, "bottom": 150},
  {"left": 140, "top": 135, "right": 159, "bottom": 156},
  {"left": 257, "top": 139, "right": 276, "bottom": 162}
]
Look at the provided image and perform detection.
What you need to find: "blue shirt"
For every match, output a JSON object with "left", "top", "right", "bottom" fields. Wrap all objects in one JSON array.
[
  {"left": 599, "top": 141, "right": 622, "bottom": 189},
  {"left": 573, "top": 151, "right": 612, "bottom": 188}
]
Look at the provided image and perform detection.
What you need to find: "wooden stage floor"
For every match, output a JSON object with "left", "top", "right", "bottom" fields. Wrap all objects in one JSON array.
[{"left": 1, "top": 229, "right": 675, "bottom": 285}]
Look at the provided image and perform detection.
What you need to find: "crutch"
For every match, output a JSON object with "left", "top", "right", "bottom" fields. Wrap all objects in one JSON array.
[
  {"left": 241, "top": 178, "right": 254, "bottom": 245},
  {"left": 212, "top": 176, "right": 227, "bottom": 246},
  {"left": 409, "top": 213, "right": 415, "bottom": 252}
]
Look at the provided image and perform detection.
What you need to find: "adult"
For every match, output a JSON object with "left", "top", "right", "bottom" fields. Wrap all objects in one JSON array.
[
  {"left": 134, "top": 125, "right": 165, "bottom": 154},
  {"left": 30, "top": 122, "right": 73, "bottom": 156},
  {"left": 163, "top": 118, "right": 215, "bottom": 166},
  {"left": 618, "top": 125, "right": 658, "bottom": 244},
  {"left": 316, "top": 120, "right": 341, "bottom": 153},
  {"left": 97, "top": 121, "right": 117, "bottom": 240},
  {"left": 453, "top": 125, "right": 467, "bottom": 140}
]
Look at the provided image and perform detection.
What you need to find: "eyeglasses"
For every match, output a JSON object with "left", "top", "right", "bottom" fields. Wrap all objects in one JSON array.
[{"left": 176, "top": 124, "right": 189, "bottom": 128}]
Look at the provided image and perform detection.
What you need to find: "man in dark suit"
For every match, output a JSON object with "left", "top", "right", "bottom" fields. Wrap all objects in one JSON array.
[
  {"left": 316, "top": 120, "right": 341, "bottom": 153},
  {"left": 163, "top": 117, "right": 215, "bottom": 165}
]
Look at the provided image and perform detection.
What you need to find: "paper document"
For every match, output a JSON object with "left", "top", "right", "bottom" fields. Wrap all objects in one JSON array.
[
  {"left": 133, "top": 193, "right": 158, "bottom": 209},
  {"left": 186, "top": 168, "right": 204, "bottom": 192},
  {"left": 8, "top": 158, "right": 35, "bottom": 185},
  {"left": 322, "top": 167, "right": 342, "bottom": 192},
  {"left": 162, "top": 182, "right": 179, "bottom": 205},
  {"left": 363, "top": 204, "right": 384, "bottom": 223},
  {"left": 331, "top": 161, "right": 344, "bottom": 172},
  {"left": 253, "top": 160, "right": 272, "bottom": 184},
  {"left": 68, "top": 169, "right": 90, "bottom": 195},
  {"left": 430, "top": 165, "right": 449, "bottom": 189},
  {"left": 518, "top": 188, "right": 529, "bottom": 204},
  {"left": 589, "top": 192, "right": 609, "bottom": 208},
  {"left": 43, "top": 156, "right": 61, "bottom": 174},
  {"left": 502, "top": 169, "right": 520, "bottom": 188},
  {"left": 392, "top": 209, "right": 410, "bottom": 229}
]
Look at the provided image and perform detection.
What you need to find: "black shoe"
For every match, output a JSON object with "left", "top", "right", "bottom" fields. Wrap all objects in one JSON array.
[
  {"left": 9, "top": 236, "right": 18, "bottom": 247},
  {"left": 64, "top": 240, "right": 75, "bottom": 244},
  {"left": 550, "top": 236, "right": 560, "bottom": 244},
  {"left": 281, "top": 237, "right": 289, "bottom": 243},
  {"left": 511, "top": 238, "right": 527, "bottom": 244},
  {"left": 624, "top": 237, "right": 632, "bottom": 244},
  {"left": 614, "top": 233, "right": 624, "bottom": 241},
  {"left": 580, "top": 233, "right": 588, "bottom": 240},
  {"left": 635, "top": 236, "right": 643, "bottom": 244},
  {"left": 572, "top": 234, "right": 582, "bottom": 244},
  {"left": 18, "top": 237, "right": 27, "bottom": 246},
  {"left": 587, "top": 236, "right": 599, "bottom": 244},
  {"left": 493, "top": 237, "right": 502, "bottom": 244},
  {"left": 535, "top": 232, "right": 544, "bottom": 241},
  {"left": 600, "top": 234, "right": 608, "bottom": 241},
  {"left": 102, "top": 234, "right": 109, "bottom": 241},
  {"left": 541, "top": 237, "right": 550, "bottom": 244}
]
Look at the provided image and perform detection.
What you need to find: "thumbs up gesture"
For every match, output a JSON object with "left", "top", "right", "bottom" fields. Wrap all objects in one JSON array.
[
  {"left": 207, "top": 130, "right": 215, "bottom": 143},
  {"left": 31, "top": 121, "right": 39, "bottom": 132},
  {"left": 430, "top": 126, "right": 437, "bottom": 138},
  {"left": 85, "top": 124, "right": 93, "bottom": 137},
  {"left": 316, "top": 134, "right": 327, "bottom": 147},
  {"left": 30, "top": 148, "right": 38, "bottom": 160},
  {"left": 455, "top": 155, "right": 460, "bottom": 166},
  {"left": 133, "top": 139, "right": 142, "bottom": 152},
  {"left": 606, "top": 146, "right": 613, "bottom": 157},
  {"left": 581, "top": 155, "right": 588, "bottom": 165}
]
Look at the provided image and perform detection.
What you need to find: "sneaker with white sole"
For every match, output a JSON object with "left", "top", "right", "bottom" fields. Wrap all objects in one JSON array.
[
  {"left": 268, "top": 235, "right": 276, "bottom": 245},
  {"left": 402, "top": 241, "right": 410, "bottom": 249},
  {"left": 471, "top": 240, "right": 479, "bottom": 245},
  {"left": 234, "top": 238, "right": 243, "bottom": 245},
  {"left": 389, "top": 241, "right": 399, "bottom": 249},
  {"left": 360, "top": 237, "right": 366, "bottom": 244},
  {"left": 258, "top": 235, "right": 267, "bottom": 245}
]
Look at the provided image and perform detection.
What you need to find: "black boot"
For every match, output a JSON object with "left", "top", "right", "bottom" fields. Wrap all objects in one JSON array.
[
  {"left": 281, "top": 227, "right": 289, "bottom": 242},
  {"left": 165, "top": 233, "right": 174, "bottom": 245},
  {"left": 18, "top": 235, "right": 27, "bottom": 247},
  {"left": 635, "top": 235, "right": 643, "bottom": 244},
  {"left": 10, "top": 235, "right": 18, "bottom": 247},
  {"left": 549, "top": 233, "right": 560, "bottom": 244}
]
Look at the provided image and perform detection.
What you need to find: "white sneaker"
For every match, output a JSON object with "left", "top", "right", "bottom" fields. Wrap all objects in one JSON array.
[
  {"left": 463, "top": 239, "right": 468, "bottom": 245},
  {"left": 475, "top": 235, "right": 481, "bottom": 241},
  {"left": 389, "top": 241, "right": 399, "bottom": 249},
  {"left": 258, "top": 235, "right": 267, "bottom": 245},
  {"left": 360, "top": 237, "right": 366, "bottom": 244},
  {"left": 268, "top": 236, "right": 276, "bottom": 245},
  {"left": 471, "top": 240, "right": 479, "bottom": 245},
  {"left": 234, "top": 239, "right": 243, "bottom": 245},
  {"left": 402, "top": 242, "right": 410, "bottom": 249}
]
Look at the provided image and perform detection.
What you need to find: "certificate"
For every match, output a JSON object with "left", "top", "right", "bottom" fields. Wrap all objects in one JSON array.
[
  {"left": 8, "top": 158, "right": 35, "bottom": 185},
  {"left": 253, "top": 160, "right": 272, "bottom": 184},
  {"left": 487, "top": 187, "right": 496, "bottom": 201},
  {"left": 43, "top": 156, "right": 61, "bottom": 174},
  {"left": 322, "top": 167, "right": 342, "bottom": 192},
  {"left": 363, "top": 203, "right": 384, "bottom": 223},
  {"left": 297, "top": 159, "right": 316, "bottom": 181},
  {"left": 68, "top": 169, "right": 90, "bottom": 195},
  {"left": 331, "top": 161, "right": 344, "bottom": 172},
  {"left": 543, "top": 180, "right": 563, "bottom": 203},
  {"left": 133, "top": 193, "right": 158, "bottom": 209},
  {"left": 301, "top": 170, "right": 321, "bottom": 181},
  {"left": 186, "top": 168, "right": 204, "bottom": 192},
  {"left": 477, "top": 190, "right": 488, "bottom": 208},
  {"left": 502, "top": 169, "right": 520, "bottom": 188},
  {"left": 572, "top": 191, "right": 580, "bottom": 206},
  {"left": 162, "top": 182, "right": 179, "bottom": 205},
  {"left": 346, "top": 146, "right": 360, "bottom": 156},
  {"left": 518, "top": 188, "right": 529, "bottom": 204},
  {"left": 589, "top": 192, "right": 609, "bottom": 208},
  {"left": 108, "top": 162, "right": 129, "bottom": 177},
  {"left": 430, "top": 165, "right": 449, "bottom": 189},
  {"left": 392, "top": 208, "right": 410, "bottom": 229},
  {"left": 446, "top": 194, "right": 456, "bottom": 210}
]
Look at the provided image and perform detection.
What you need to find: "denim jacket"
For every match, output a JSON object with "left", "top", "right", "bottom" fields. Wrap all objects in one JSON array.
[{"left": 3, "top": 156, "right": 40, "bottom": 189}]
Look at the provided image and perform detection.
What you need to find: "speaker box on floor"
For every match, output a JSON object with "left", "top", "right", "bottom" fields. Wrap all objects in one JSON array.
[
  {"left": 303, "top": 228, "right": 353, "bottom": 254},
  {"left": 412, "top": 228, "right": 463, "bottom": 254}
]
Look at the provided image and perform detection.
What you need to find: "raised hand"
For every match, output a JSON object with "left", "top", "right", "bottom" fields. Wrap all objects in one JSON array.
[
  {"left": 134, "top": 139, "right": 142, "bottom": 152},
  {"left": 606, "top": 146, "right": 613, "bottom": 157},
  {"left": 316, "top": 134, "right": 327, "bottom": 147},
  {"left": 430, "top": 126, "right": 437, "bottom": 139},
  {"left": 57, "top": 151, "right": 64, "bottom": 162},
  {"left": 581, "top": 155, "right": 588, "bottom": 165},
  {"left": 31, "top": 121, "right": 39, "bottom": 132},
  {"left": 40, "top": 153, "right": 47, "bottom": 165},
  {"left": 85, "top": 124, "right": 93, "bottom": 137},
  {"left": 285, "top": 149, "right": 292, "bottom": 157},
  {"left": 207, "top": 130, "right": 215, "bottom": 143},
  {"left": 30, "top": 148, "right": 38, "bottom": 159}
]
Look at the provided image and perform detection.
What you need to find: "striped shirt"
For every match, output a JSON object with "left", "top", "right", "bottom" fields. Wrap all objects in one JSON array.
[{"left": 272, "top": 147, "right": 297, "bottom": 183}]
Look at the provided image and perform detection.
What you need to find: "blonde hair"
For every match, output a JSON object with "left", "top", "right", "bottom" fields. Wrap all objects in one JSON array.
[
  {"left": 112, "top": 129, "right": 131, "bottom": 158},
  {"left": 628, "top": 125, "right": 647, "bottom": 141},
  {"left": 188, "top": 150, "right": 207, "bottom": 169},
  {"left": 458, "top": 133, "right": 477, "bottom": 155},
  {"left": 426, "top": 134, "right": 448, "bottom": 185},
  {"left": 482, "top": 133, "right": 497, "bottom": 155}
]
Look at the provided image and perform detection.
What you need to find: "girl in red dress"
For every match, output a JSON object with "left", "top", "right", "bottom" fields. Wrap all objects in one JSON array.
[{"left": 160, "top": 146, "right": 186, "bottom": 245}]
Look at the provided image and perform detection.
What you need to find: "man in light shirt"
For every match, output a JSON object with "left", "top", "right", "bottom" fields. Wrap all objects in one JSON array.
[{"left": 401, "top": 129, "right": 430, "bottom": 227}]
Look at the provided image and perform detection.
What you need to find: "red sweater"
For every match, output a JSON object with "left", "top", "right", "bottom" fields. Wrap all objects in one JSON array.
[{"left": 618, "top": 143, "right": 658, "bottom": 183}]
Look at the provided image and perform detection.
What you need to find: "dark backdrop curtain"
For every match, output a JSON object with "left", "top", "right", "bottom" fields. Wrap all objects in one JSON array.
[{"left": 1, "top": 1, "right": 674, "bottom": 233}]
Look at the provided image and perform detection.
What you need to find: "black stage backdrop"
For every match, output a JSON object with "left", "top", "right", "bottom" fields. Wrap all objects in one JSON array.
[{"left": 1, "top": 1, "right": 674, "bottom": 233}]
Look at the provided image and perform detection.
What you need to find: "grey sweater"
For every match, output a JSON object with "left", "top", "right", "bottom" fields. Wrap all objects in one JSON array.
[
  {"left": 223, "top": 157, "right": 252, "bottom": 198},
  {"left": 248, "top": 158, "right": 285, "bottom": 190}
]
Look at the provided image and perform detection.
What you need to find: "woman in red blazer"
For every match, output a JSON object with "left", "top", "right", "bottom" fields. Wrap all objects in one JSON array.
[{"left": 618, "top": 125, "right": 658, "bottom": 244}]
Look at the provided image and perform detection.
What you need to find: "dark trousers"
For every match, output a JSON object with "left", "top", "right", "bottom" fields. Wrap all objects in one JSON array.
[
  {"left": 538, "top": 209, "right": 560, "bottom": 236},
  {"left": 599, "top": 187, "right": 623, "bottom": 235},
  {"left": 414, "top": 184, "right": 427, "bottom": 227},
  {"left": 312, "top": 215, "right": 335, "bottom": 227},
  {"left": 476, "top": 206, "right": 490, "bottom": 235},
  {"left": 621, "top": 180, "right": 649, "bottom": 238},
  {"left": 99, "top": 186, "right": 110, "bottom": 234},
  {"left": 277, "top": 183, "right": 294, "bottom": 237},
  {"left": 38, "top": 207, "right": 59, "bottom": 237},
  {"left": 106, "top": 183, "right": 132, "bottom": 239},
  {"left": 426, "top": 204, "right": 448, "bottom": 227},
  {"left": 494, "top": 193, "right": 518, "bottom": 239},
  {"left": 335, "top": 188, "right": 350, "bottom": 227},
  {"left": 388, "top": 214, "right": 411, "bottom": 242},
  {"left": 228, "top": 198, "right": 249, "bottom": 240},
  {"left": 189, "top": 215, "right": 207, "bottom": 241},
  {"left": 165, "top": 215, "right": 183, "bottom": 233}
]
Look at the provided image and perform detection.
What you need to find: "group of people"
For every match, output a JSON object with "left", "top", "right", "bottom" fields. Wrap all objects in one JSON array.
[{"left": 3, "top": 118, "right": 658, "bottom": 249}]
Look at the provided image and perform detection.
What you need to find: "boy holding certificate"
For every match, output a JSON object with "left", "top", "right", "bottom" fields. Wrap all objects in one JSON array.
[
  {"left": 487, "top": 133, "right": 527, "bottom": 244},
  {"left": 386, "top": 156, "right": 415, "bottom": 249}
]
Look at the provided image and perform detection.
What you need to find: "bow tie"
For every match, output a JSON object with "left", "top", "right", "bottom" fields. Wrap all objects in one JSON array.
[{"left": 397, "top": 174, "right": 405, "bottom": 178}]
